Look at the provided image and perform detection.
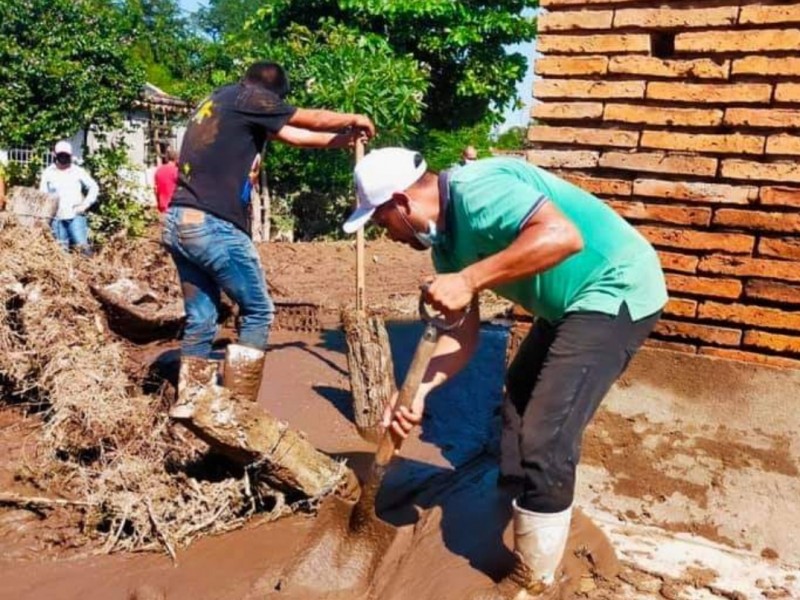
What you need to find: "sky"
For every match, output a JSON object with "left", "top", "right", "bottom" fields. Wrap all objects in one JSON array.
[{"left": 177, "top": 0, "right": 535, "bottom": 131}]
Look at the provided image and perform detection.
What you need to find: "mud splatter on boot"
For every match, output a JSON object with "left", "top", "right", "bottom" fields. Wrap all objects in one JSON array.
[
  {"left": 222, "top": 344, "right": 265, "bottom": 402},
  {"left": 169, "top": 356, "right": 219, "bottom": 419}
]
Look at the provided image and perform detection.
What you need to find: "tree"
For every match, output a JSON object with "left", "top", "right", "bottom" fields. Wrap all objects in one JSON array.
[
  {"left": 196, "top": 0, "right": 264, "bottom": 41},
  {"left": 244, "top": 0, "right": 538, "bottom": 128},
  {"left": 0, "top": 0, "right": 144, "bottom": 147},
  {"left": 116, "top": 0, "right": 204, "bottom": 95}
]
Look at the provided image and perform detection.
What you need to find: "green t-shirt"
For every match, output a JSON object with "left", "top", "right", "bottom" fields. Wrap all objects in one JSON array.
[{"left": 432, "top": 158, "right": 667, "bottom": 323}]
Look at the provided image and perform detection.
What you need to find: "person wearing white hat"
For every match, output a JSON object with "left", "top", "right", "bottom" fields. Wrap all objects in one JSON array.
[
  {"left": 344, "top": 148, "right": 667, "bottom": 598},
  {"left": 39, "top": 140, "right": 98, "bottom": 255}
]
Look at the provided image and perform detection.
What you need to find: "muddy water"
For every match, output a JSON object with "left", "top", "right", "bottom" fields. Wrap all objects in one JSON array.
[{"left": 0, "top": 324, "right": 615, "bottom": 600}]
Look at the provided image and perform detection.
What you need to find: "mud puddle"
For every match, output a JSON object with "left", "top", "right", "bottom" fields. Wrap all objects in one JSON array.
[{"left": 1, "top": 324, "right": 790, "bottom": 599}]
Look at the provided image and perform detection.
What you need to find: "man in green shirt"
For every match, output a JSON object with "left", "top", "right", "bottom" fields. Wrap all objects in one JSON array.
[{"left": 343, "top": 148, "right": 667, "bottom": 599}]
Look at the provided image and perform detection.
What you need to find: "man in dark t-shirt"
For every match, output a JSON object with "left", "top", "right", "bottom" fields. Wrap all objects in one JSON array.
[{"left": 163, "top": 61, "right": 375, "bottom": 417}]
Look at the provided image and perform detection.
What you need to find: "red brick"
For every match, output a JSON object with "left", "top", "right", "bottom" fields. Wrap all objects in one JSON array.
[
  {"left": 713, "top": 209, "right": 800, "bottom": 234},
  {"left": 633, "top": 179, "right": 756, "bottom": 205},
  {"left": 532, "top": 102, "right": 605, "bottom": 121},
  {"left": 527, "top": 150, "right": 598, "bottom": 169},
  {"left": 676, "top": 29, "right": 800, "bottom": 54},
  {"left": 535, "top": 79, "right": 645, "bottom": 100},
  {"left": 744, "top": 330, "right": 800, "bottom": 354},
  {"left": 645, "top": 339, "right": 698, "bottom": 354},
  {"left": 775, "top": 83, "right": 800, "bottom": 103},
  {"left": 614, "top": 7, "right": 738, "bottom": 29},
  {"left": 541, "top": 0, "right": 641, "bottom": 5},
  {"left": 539, "top": 10, "right": 613, "bottom": 31},
  {"left": 647, "top": 82, "right": 772, "bottom": 104},
  {"left": 537, "top": 34, "right": 651, "bottom": 54},
  {"left": 740, "top": 5, "right": 800, "bottom": 26},
  {"left": 638, "top": 227, "right": 754, "bottom": 254},
  {"left": 608, "top": 56, "right": 729, "bottom": 79},
  {"left": 604, "top": 103, "right": 722, "bottom": 127},
  {"left": 761, "top": 187, "right": 800, "bottom": 208},
  {"left": 607, "top": 200, "right": 711, "bottom": 226},
  {"left": 698, "top": 301, "right": 800, "bottom": 331},
  {"left": 699, "top": 255, "right": 800, "bottom": 283},
  {"left": 698, "top": 347, "right": 800, "bottom": 370},
  {"left": 640, "top": 131, "right": 764, "bottom": 155},
  {"left": 732, "top": 57, "right": 800, "bottom": 77},
  {"left": 658, "top": 251, "right": 699, "bottom": 274},
  {"left": 758, "top": 237, "right": 800, "bottom": 262},
  {"left": 724, "top": 108, "right": 800, "bottom": 129},
  {"left": 664, "top": 297, "right": 699, "bottom": 318},
  {"left": 767, "top": 134, "right": 800, "bottom": 156},
  {"left": 600, "top": 152, "right": 717, "bottom": 177},
  {"left": 558, "top": 173, "right": 632, "bottom": 196},
  {"left": 665, "top": 274, "right": 742, "bottom": 300},
  {"left": 654, "top": 320, "right": 742, "bottom": 347},
  {"left": 528, "top": 126, "right": 639, "bottom": 148},
  {"left": 534, "top": 56, "right": 609, "bottom": 77},
  {"left": 721, "top": 160, "right": 800, "bottom": 184},
  {"left": 745, "top": 280, "right": 800, "bottom": 305}
]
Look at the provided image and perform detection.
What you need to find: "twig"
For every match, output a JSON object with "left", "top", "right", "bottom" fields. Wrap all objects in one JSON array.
[
  {"left": 0, "top": 492, "right": 94, "bottom": 509},
  {"left": 145, "top": 497, "right": 177, "bottom": 563}
]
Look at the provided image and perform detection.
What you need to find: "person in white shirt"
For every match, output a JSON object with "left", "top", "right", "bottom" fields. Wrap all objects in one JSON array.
[{"left": 39, "top": 140, "right": 99, "bottom": 254}]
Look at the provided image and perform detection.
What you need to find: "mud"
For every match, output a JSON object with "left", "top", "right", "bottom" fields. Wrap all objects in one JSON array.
[{"left": 1, "top": 320, "right": 796, "bottom": 599}]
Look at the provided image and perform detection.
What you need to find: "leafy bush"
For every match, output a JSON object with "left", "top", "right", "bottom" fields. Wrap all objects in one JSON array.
[{"left": 82, "top": 144, "right": 155, "bottom": 244}]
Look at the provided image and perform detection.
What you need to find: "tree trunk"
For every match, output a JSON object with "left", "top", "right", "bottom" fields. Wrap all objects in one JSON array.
[
  {"left": 342, "top": 309, "right": 396, "bottom": 444},
  {"left": 180, "top": 390, "right": 349, "bottom": 498}
]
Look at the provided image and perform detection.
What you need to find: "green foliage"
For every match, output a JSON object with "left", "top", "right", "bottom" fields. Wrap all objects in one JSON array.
[
  {"left": 416, "top": 122, "right": 494, "bottom": 172},
  {"left": 82, "top": 144, "right": 155, "bottom": 243},
  {"left": 0, "top": 0, "right": 143, "bottom": 147},
  {"left": 116, "top": 0, "right": 208, "bottom": 97},
  {"left": 4, "top": 160, "right": 45, "bottom": 189},
  {"left": 494, "top": 126, "right": 527, "bottom": 151},
  {"left": 196, "top": 0, "right": 264, "bottom": 41},
  {"left": 244, "top": 0, "right": 538, "bottom": 127}
]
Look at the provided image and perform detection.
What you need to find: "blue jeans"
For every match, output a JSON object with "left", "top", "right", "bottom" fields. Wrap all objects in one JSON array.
[
  {"left": 52, "top": 215, "right": 90, "bottom": 252},
  {"left": 162, "top": 206, "right": 274, "bottom": 358}
]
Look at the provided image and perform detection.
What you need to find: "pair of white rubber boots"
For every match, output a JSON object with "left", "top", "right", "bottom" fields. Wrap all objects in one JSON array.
[
  {"left": 170, "top": 344, "right": 265, "bottom": 419},
  {"left": 474, "top": 500, "right": 572, "bottom": 600}
]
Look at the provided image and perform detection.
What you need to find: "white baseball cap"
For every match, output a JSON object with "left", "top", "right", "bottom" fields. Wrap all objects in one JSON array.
[
  {"left": 343, "top": 147, "right": 427, "bottom": 234},
  {"left": 54, "top": 140, "right": 73, "bottom": 155}
]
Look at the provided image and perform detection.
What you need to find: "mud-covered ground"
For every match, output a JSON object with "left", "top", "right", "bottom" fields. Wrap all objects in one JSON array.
[{"left": 0, "top": 238, "right": 797, "bottom": 600}]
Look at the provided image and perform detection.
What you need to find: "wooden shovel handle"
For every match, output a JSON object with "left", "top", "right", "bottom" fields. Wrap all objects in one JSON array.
[
  {"left": 355, "top": 137, "right": 366, "bottom": 312},
  {"left": 374, "top": 323, "right": 439, "bottom": 466}
]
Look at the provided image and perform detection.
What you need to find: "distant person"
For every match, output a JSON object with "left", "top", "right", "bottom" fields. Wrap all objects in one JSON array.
[
  {"left": 460, "top": 145, "right": 478, "bottom": 165},
  {"left": 0, "top": 161, "right": 6, "bottom": 211},
  {"left": 154, "top": 148, "right": 179, "bottom": 213},
  {"left": 39, "top": 141, "right": 98, "bottom": 255},
  {"left": 164, "top": 61, "right": 375, "bottom": 419}
]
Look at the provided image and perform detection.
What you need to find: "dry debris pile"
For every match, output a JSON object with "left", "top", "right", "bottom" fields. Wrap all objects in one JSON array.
[{"left": 0, "top": 219, "right": 288, "bottom": 555}]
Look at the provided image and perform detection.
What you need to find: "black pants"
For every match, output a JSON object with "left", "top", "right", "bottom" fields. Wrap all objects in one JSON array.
[{"left": 502, "top": 303, "right": 660, "bottom": 513}]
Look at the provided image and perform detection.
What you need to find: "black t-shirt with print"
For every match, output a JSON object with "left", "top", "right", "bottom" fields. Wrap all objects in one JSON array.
[{"left": 172, "top": 83, "right": 297, "bottom": 233}]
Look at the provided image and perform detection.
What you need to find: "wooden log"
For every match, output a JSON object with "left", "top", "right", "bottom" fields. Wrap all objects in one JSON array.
[
  {"left": 342, "top": 309, "right": 396, "bottom": 443},
  {"left": 179, "top": 388, "right": 350, "bottom": 499}
]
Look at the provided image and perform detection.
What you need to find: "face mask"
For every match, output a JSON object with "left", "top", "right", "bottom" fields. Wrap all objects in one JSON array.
[
  {"left": 55, "top": 153, "right": 72, "bottom": 167},
  {"left": 415, "top": 220, "right": 441, "bottom": 249},
  {"left": 395, "top": 204, "right": 442, "bottom": 249}
]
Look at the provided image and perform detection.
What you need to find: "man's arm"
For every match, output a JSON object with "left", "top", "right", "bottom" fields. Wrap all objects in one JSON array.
[
  {"left": 425, "top": 202, "right": 584, "bottom": 312},
  {"left": 287, "top": 108, "right": 375, "bottom": 137},
  {"left": 78, "top": 169, "right": 99, "bottom": 211},
  {"left": 272, "top": 125, "right": 359, "bottom": 149},
  {"left": 384, "top": 299, "right": 480, "bottom": 443}
]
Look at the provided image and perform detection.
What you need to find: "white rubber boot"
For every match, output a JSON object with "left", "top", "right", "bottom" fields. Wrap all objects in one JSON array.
[
  {"left": 511, "top": 499, "right": 572, "bottom": 590},
  {"left": 170, "top": 356, "right": 219, "bottom": 420},
  {"left": 222, "top": 343, "right": 266, "bottom": 402}
]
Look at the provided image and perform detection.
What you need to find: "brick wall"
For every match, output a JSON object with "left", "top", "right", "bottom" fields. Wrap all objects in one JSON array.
[{"left": 529, "top": 0, "right": 800, "bottom": 369}]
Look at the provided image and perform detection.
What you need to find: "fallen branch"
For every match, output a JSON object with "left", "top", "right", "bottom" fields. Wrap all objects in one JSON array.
[{"left": 0, "top": 492, "right": 94, "bottom": 509}]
